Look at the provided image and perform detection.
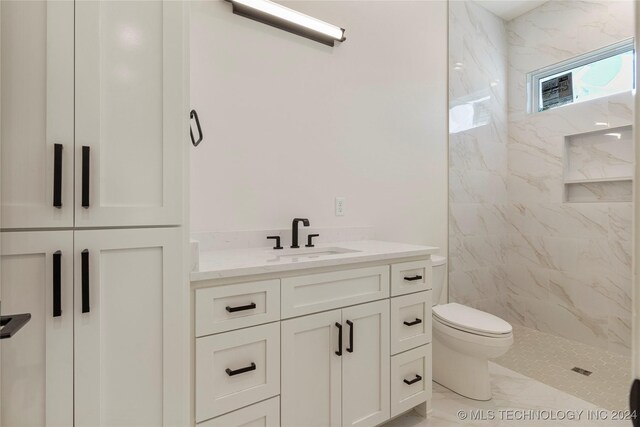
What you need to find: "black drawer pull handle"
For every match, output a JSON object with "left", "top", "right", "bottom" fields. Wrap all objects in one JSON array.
[
  {"left": 81, "top": 249, "right": 90, "bottom": 313},
  {"left": 81, "top": 146, "right": 90, "bottom": 208},
  {"left": 0, "top": 313, "right": 31, "bottom": 340},
  {"left": 404, "top": 374, "right": 422, "bottom": 385},
  {"left": 404, "top": 318, "right": 422, "bottom": 327},
  {"left": 404, "top": 275, "right": 423, "bottom": 282},
  {"left": 346, "top": 320, "right": 354, "bottom": 353},
  {"left": 225, "top": 362, "right": 256, "bottom": 376},
  {"left": 53, "top": 251, "right": 62, "bottom": 317},
  {"left": 226, "top": 302, "right": 256, "bottom": 313},
  {"left": 335, "top": 322, "right": 342, "bottom": 356},
  {"left": 53, "top": 143, "right": 63, "bottom": 208},
  {"left": 190, "top": 109, "right": 203, "bottom": 147}
]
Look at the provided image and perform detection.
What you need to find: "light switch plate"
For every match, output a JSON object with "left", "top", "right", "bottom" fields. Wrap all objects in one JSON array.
[{"left": 335, "top": 197, "right": 345, "bottom": 216}]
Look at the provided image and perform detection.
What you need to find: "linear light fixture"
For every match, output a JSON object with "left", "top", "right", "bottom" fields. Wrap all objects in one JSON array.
[{"left": 228, "top": 0, "right": 346, "bottom": 47}]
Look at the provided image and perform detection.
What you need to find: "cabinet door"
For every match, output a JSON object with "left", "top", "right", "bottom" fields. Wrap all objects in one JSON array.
[
  {"left": 74, "top": 0, "right": 184, "bottom": 227},
  {"left": 281, "top": 310, "right": 342, "bottom": 427},
  {"left": 0, "top": 0, "right": 74, "bottom": 229},
  {"left": 342, "top": 300, "right": 390, "bottom": 427},
  {"left": 73, "top": 227, "right": 183, "bottom": 427},
  {"left": 0, "top": 231, "right": 73, "bottom": 426}
]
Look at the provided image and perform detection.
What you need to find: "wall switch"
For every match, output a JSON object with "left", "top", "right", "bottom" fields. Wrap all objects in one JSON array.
[{"left": 335, "top": 197, "right": 345, "bottom": 216}]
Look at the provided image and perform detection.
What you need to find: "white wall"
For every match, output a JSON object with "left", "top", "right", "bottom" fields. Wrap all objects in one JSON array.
[{"left": 189, "top": 0, "right": 448, "bottom": 251}]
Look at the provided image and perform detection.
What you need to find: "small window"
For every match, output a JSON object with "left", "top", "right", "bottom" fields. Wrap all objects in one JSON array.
[{"left": 529, "top": 39, "right": 635, "bottom": 113}]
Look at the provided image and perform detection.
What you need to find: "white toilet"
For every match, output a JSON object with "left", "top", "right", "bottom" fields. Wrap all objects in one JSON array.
[{"left": 430, "top": 255, "right": 513, "bottom": 401}]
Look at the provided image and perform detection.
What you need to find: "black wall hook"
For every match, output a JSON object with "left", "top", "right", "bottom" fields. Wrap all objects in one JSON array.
[{"left": 190, "top": 109, "right": 203, "bottom": 147}]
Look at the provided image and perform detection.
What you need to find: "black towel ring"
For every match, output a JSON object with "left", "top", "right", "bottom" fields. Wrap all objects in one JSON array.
[{"left": 190, "top": 109, "right": 203, "bottom": 147}]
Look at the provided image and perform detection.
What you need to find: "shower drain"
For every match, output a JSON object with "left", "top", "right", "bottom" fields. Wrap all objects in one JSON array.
[{"left": 571, "top": 367, "right": 593, "bottom": 376}]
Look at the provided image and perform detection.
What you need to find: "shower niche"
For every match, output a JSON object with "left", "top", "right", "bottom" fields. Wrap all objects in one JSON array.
[{"left": 563, "top": 125, "right": 633, "bottom": 202}]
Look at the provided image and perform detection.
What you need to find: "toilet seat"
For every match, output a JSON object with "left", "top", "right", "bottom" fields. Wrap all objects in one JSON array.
[{"left": 433, "top": 303, "right": 512, "bottom": 338}]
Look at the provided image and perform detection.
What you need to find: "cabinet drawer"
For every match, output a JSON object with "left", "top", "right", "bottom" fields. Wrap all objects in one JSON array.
[
  {"left": 391, "top": 344, "right": 431, "bottom": 417},
  {"left": 196, "top": 323, "right": 280, "bottom": 422},
  {"left": 391, "top": 260, "right": 431, "bottom": 296},
  {"left": 391, "top": 291, "right": 432, "bottom": 355},
  {"left": 198, "top": 396, "right": 280, "bottom": 427},
  {"left": 281, "top": 266, "right": 389, "bottom": 318},
  {"left": 195, "top": 279, "right": 280, "bottom": 337}
]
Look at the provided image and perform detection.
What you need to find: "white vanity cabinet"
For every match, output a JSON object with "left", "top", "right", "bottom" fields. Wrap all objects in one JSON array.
[
  {"left": 192, "top": 253, "right": 433, "bottom": 427},
  {"left": 199, "top": 397, "right": 280, "bottom": 427},
  {"left": 390, "top": 345, "right": 431, "bottom": 417},
  {"left": 281, "top": 299, "right": 390, "bottom": 427},
  {"left": 341, "top": 300, "right": 390, "bottom": 427},
  {"left": 196, "top": 323, "right": 280, "bottom": 422},
  {"left": 280, "top": 309, "right": 342, "bottom": 427}
]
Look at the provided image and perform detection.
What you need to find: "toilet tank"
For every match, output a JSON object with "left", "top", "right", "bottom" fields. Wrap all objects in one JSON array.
[{"left": 431, "top": 255, "right": 447, "bottom": 306}]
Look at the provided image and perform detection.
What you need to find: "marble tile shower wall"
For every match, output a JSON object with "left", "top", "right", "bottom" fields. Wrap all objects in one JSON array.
[
  {"left": 448, "top": 2, "right": 510, "bottom": 318},
  {"left": 505, "top": 1, "right": 634, "bottom": 354},
  {"left": 449, "top": 0, "right": 634, "bottom": 355}
]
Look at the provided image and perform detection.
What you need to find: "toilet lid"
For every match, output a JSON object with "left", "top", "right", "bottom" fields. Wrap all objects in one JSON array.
[{"left": 433, "top": 303, "right": 512, "bottom": 336}]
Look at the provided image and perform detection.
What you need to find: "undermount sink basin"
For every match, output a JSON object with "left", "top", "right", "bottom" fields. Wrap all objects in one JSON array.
[{"left": 268, "top": 247, "right": 360, "bottom": 260}]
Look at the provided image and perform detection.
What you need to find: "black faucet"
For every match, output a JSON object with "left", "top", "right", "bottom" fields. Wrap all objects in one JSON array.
[{"left": 291, "top": 218, "right": 310, "bottom": 248}]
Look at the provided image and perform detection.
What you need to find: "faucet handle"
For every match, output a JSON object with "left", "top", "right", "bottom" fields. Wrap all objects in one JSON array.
[
  {"left": 267, "top": 236, "right": 283, "bottom": 250},
  {"left": 305, "top": 234, "right": 320, "bottom": 248}
]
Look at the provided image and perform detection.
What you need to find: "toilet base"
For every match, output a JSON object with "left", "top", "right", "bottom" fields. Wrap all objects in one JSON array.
[
  {"left": 433, "top": 334, "right": 492, "bottom": 401},
  {"left": 431, "top": 306, "right": 514, "bottom": 401}
]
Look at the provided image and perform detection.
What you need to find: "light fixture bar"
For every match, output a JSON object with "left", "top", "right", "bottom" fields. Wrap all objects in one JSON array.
[{"left": 229, "top": 0, "right": 346, "bottom": 47}]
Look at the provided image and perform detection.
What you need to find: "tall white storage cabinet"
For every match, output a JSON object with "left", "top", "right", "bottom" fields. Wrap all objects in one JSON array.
[
  {"left": 75, "top": 0, "right": 183, "bottom": 228},
  {"left": 1, "top": 0, "right": 183, "bottom": 229},
  {"left": 74, "top": 228, "right": 182, "bottom": 426},
  {"left": 0, "top": 1, "right": 187, "bottom": 426},
  {"left": 0, "top": 1, "right": 74, "bottom": 229},
  {"left": 0, "top": 232, "right": 74, "bottom": 426}
]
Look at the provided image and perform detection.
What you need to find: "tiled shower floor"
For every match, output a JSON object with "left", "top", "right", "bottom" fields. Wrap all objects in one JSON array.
[{"left": 494, "top": 324, "right": 631, "bottom": 411}]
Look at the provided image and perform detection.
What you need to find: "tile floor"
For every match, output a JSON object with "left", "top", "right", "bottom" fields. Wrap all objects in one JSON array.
[
  {"left": 385, "top": 363, "right": 632, "bottom": 427},
  {"left": 494, "top": 325, "right": 631, "bottom": 411}
]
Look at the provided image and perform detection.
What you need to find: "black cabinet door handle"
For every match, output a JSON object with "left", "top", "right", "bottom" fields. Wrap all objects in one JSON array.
[
  {"left": 0, "top": 313, "right": 31, "bottom": 339},
  {"left": 190, "top": 109, "right": 203, "bottom": 147},
  {"left": 53, "top": 251, "right": 62, "bottom": 317},
  {"left": 225, "top": 362, "right": 256, "bottom": 376},
  {"left": 404, "top": 318, "right": 422, "bottom": 326},
  {"left": 404, "top": 275, "right": 423, "bottom": 281},
  {"left": 53, "top": 143, "right": 63, "bottom": 208},
  {"left": 335, "top": 322, "right": 342, "bottom": 356},
  {"left": 403, "top": 374, "right": 422, "bottom": 385},
  {"left": 81, "top": 249, "right": 90, "bottom": 313},
  {"left": 225, "top": 302, "right": 256, "bottom": 313},
  {"left": 81, "top": 146, "right": 90, "bottom": 208},
  {"left": 346, "top": 320, "right": 354, "bottom": 353}
]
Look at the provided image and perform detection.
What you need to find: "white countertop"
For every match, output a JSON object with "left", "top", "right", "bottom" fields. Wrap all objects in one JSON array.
[{"left": 191, "top": 240, "right": 439, "bottom": 282}]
